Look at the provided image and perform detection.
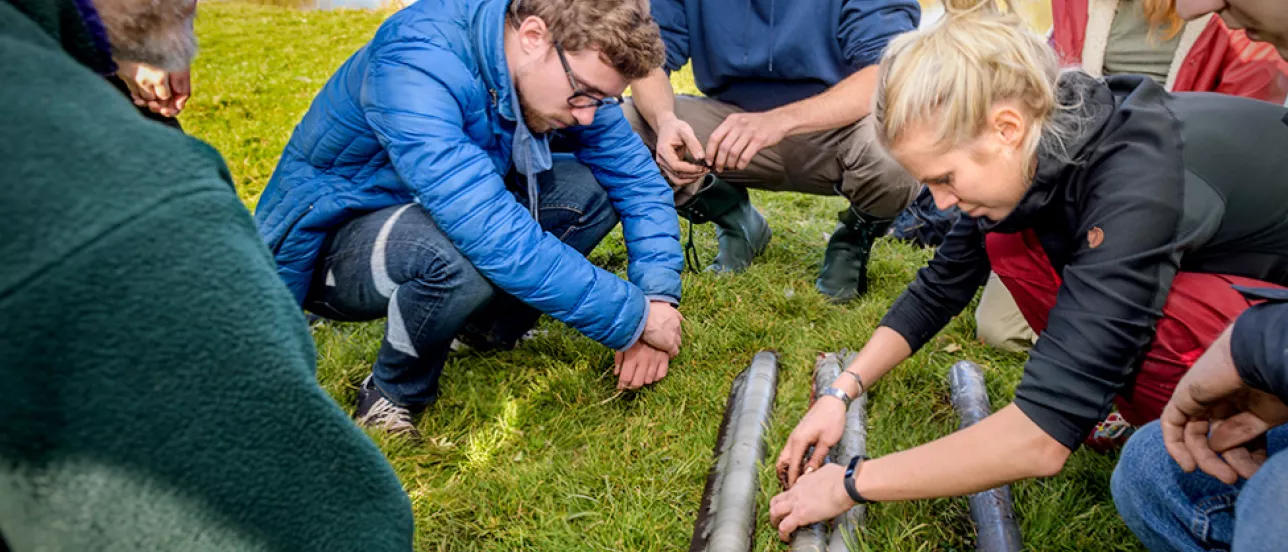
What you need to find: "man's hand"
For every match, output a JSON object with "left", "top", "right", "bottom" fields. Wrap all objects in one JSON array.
[
  {"left": 167, "top": 70, "right": 192, "bottom": 116},
  {"left": 614, "top": 341, "right": 671, "bottom": 390},
  {"left": 705, "top": 110, "right": 792, "bottom": 172},
  {"left": 641, "top": 301, "right": 682, "bottom": 357},
  {"left": 769, "top": 463, "right": 855, "bottom": 542},
  {"left": 1161, "top": 326, "right": 1288, "bottom": 484},
  {"left": 116, "top": 60, "right": 191, "bottom": 117},
  {"left": 775, "top": 396, "right": 848, "bottom": 488},
  {"left": 654, "top": 114, "right": 708, "bottom": 186}
]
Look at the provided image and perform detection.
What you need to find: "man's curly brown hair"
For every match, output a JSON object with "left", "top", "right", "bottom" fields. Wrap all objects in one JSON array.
[{"left": 508, "top": 0, "right": 665, "bottom": 81}]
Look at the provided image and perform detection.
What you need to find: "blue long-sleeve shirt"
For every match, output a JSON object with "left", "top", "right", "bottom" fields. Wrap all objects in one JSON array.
[{"left": 651, "top": 0, "right": 919, "bottom": 112}]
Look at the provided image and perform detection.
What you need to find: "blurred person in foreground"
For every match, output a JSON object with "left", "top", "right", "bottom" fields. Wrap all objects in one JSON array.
[{"left": 0, "top": 0, "right": 414, "bottom": 547}]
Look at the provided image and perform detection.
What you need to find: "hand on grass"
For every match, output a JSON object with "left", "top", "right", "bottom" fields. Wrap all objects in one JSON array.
[{"left": 614, "top": 340, "right": 670, "bottom": 390}]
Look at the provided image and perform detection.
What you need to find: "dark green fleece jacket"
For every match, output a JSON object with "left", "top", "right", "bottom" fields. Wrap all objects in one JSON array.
[{"left": 0, "top": 0, "right": 414, "bottom": 549}]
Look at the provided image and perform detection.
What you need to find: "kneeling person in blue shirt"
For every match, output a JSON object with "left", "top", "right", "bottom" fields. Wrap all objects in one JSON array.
[
  {"left": 623, "top": 0, "right": 922, "bottom": 303},
  {"left": 255, "top": 0, "right": 685, "bottom": 438}
]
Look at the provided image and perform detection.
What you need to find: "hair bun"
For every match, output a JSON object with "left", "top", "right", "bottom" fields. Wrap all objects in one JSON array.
[{"left": 941, "top": 0, "right": 1009, "bottom": 19}]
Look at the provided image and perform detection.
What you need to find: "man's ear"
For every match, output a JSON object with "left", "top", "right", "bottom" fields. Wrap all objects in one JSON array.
[{"left": 515, "top": 15, "right": 552, "bottom": 56}]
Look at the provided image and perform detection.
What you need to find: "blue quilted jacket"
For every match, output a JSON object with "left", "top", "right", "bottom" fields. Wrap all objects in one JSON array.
[{"left": 254, "top": 0, "right": 683, "bottom": 350}]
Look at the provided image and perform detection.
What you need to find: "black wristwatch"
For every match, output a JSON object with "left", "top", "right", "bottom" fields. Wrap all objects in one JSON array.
[{"left": 843, "top": 455, "right": 871, "bottom": 504}]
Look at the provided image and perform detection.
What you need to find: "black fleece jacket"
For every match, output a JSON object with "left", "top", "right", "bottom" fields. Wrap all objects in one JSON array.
[{"left": 880, "top": 73, "right": 1288, "bottom": 449}]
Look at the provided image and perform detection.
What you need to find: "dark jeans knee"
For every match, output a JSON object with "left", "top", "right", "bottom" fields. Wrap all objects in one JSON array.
[
  {"left": 542, "top": 156, "right": 618, "bottom": 253},
  {"left": 398, "top": 246, "right": 494, "bottom": 325},
  {"left": 572, "top": 182, "right": 617, "bottom": 245}
]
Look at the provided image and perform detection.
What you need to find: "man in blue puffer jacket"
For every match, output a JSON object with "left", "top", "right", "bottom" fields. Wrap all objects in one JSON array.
[
  {"left": 255, "top": 0, "right": 685, "bottom": 437},
  {"left": 623, "top": 0, "right": 921, "bottom": 304}
]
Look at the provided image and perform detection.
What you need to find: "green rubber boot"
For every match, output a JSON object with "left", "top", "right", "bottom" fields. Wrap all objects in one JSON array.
[
  {"left": 676, "top": 175, "right": 771, "bottom": 273},
  {"left": 816, "top": 206, "right": 892, "bottom": 303}
]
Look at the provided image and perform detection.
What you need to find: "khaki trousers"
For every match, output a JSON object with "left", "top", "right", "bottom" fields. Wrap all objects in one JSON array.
[
  {"left": 974, "top": 272, "right": 1038, "bottom": 353},
  {"left": 621, "top": 95, "right": 919, "bottom": 218}
]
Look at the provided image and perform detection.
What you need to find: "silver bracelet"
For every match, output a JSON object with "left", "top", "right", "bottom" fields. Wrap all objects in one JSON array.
[
  {"left": 819, "top": 386, "right": 852, "bottom": 408},
  {"left": 837, "top": 370, "right": 865, "bottom": 395}
]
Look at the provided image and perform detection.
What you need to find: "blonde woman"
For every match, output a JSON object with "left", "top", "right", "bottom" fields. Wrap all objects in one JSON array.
[
  {"left": 976, "top": 0, "right": 1288, "bottom": 389},
  {"left": 769, "top": 0, "right": 1288, "bottom": 539},
  {"left": 968, "top": 0, "right": 1288, "bottom": 448}
]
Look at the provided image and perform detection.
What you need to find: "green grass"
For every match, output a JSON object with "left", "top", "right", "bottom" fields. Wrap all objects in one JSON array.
[{"left": 188, "top": 3, "right": 1142, "bottom": 550}]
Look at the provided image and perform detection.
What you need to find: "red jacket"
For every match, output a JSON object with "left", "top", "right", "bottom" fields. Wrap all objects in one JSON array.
[{"left": 1051, "top": 0, "right": 1288, "bottom": 103}]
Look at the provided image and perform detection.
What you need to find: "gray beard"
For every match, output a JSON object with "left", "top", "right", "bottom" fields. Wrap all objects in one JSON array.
[{"left": 98, "top": 0, "right": 198, "bottom": 71}]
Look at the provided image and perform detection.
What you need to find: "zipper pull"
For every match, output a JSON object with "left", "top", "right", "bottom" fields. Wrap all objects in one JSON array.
[{"left": 489, "top": 88, "right": 498, "bottom": 107}]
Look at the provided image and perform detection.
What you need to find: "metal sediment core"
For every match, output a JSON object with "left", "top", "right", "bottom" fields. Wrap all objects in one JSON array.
[
  {"left": 689, "top": 351, "right": 779, "bottom": 552},
  {"left": 825, "top": 351, "right": 869, "bottom": 552},
  {"left": 788, "top": 353, "right": 845, "bottom": 552},
  {"left": 949, "top": 361, "right": 1024, "bottom": 552}
]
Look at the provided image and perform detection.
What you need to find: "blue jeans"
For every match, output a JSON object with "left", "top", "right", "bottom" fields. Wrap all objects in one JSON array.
[
  {"left": 1112, "top": 421, "right": 1288, "bottom": 551},
  {"left": 304, "top": 156, "right": 618, "bottom": 408},
  {"left": 888, "top": 185, "right": 960, "bottom": 248}
]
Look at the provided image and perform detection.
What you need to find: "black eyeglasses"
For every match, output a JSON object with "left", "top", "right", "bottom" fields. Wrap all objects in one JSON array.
[{"left": 555, "top": 42, "right": 623, "bottom": 109}]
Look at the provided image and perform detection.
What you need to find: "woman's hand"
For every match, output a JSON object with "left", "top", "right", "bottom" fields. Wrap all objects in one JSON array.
[
  {"left": 775, "top": 395, "right": 848, "bottom": 488},
  {"left": 769, "top": 463, "right": 856, "bottom": 541}
]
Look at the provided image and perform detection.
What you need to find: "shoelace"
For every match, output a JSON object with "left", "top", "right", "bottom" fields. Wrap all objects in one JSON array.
[{"left": 365, "top": 399, "right": 415, "bottom": 432}]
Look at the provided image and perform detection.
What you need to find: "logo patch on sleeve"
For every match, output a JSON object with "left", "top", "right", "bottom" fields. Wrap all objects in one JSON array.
[{"left": 1087, "top": 226, "right": 1104, "bottom": 249}]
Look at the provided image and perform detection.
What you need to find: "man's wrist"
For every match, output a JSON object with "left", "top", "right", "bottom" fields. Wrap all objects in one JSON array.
[
  {"left": 652, "top": 110, "right": 680, "bottom": 130},
  {"left": 647, "top": 295, "right": 679, "bottom": 307},
  {"left": 619, "top": 298, "right": 650, "bottom": 352},
  {"left": 765, "top": 106, "right": 802, "bottom": 136}
]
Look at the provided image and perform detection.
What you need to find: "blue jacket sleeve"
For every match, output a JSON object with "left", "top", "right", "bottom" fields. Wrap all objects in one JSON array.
[
  {"left": 360, "top": 42, "right": 648, "bottom": 350},
  {"left": 567, "top": 105, "right": 684, "bottom": 304},
  {"left": 838, "top": 0, "right": 920, "bottom": 70},
  {"left": 651, "top": 0, "right": 690, "bottom": 73}
]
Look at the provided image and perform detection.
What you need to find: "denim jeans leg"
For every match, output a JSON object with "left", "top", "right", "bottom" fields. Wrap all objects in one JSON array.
[
  {"left": 1113, "top": 421, "right": 1239, "bottom": 551},
  {"left": 460, "top": 154, "right": 619, "bottom": 348},
  {"left": 1113, "top": 423, "right": 1288, "bottom": 552},
  {"left": 532, "top": 154, "right": 621, "bottom": 253},
  {"left": 1232, "top": 427, "right": 1288, "bottom": 551},
  {"left": 305, "top": 204, "right": 494, "bottom": 408}
]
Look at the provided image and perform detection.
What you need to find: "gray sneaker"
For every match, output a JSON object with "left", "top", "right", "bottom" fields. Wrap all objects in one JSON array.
[{"left": 354, "top": 375, "right": 420, "bottom": 439}]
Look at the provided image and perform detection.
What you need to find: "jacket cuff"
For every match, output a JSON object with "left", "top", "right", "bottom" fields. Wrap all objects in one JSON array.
[
  {"left": 1014, "top": 395, "right": 1092, "bottom": 452},
  {"left": 1232, "top": 302, "right": 1288, "bottom": 403},
  {"left": 618, "top": 300, "right": 649, "bottom": 352},
  {"left": 646, "top": 294, "right": 679, "bottom": 306}
]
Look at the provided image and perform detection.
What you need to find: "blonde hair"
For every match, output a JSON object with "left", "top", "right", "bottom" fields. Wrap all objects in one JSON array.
[{"left": 874, "top": 0, "right": 1083, "bottom": 174}]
